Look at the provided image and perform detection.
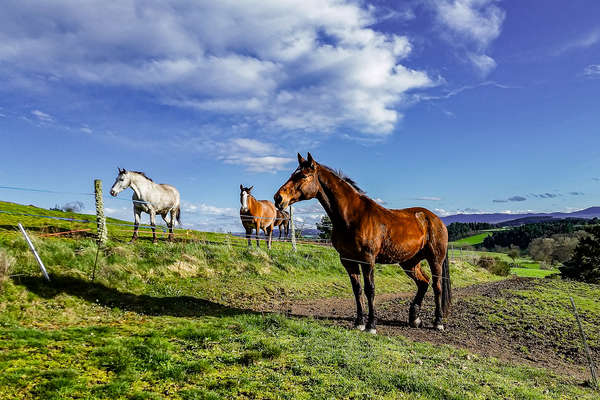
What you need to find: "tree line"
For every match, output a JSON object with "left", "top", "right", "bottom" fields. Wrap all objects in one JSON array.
[{"left": 482, "top": 218, "right": 597, "bottom": 250}]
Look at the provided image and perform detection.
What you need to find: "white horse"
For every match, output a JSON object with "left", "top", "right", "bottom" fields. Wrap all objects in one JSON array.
[{"left": 110, "top": 168, "right": 181, "bottom": 243}]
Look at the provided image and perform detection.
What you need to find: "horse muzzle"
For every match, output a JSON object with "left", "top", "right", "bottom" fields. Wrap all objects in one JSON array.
[
  {"left": 274, "top": 193, "right": 287, "bottom": 210},
  {"left": 110, "top": 189, "right": 117, "bottom": 197}
]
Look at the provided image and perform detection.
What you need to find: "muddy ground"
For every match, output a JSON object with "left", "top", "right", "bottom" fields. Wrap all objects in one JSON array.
[{"left": 260, "top": 278, "right": 597, "bottom": 381}]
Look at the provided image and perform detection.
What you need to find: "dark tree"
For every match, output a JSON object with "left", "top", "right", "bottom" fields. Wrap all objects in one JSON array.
[
  {"left": 316, "top": 215, "right": 332, "bottom": 239},
  {"left": 560, "top": 226, "right": 600, "bottom": 284}
]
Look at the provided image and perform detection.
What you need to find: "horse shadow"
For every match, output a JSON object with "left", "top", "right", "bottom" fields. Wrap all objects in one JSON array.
[{"left": 12, "top": 274, "right": 250, "bottom": 319}]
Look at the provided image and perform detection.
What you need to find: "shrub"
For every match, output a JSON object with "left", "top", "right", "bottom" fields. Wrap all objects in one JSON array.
[{"left": 476, "top": 256, "right": 511, "bottom": 276}]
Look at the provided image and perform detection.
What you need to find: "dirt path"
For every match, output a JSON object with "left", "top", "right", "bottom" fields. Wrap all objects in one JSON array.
[{"left": 265, "top": 278, "right": 594, "bottom": 381}]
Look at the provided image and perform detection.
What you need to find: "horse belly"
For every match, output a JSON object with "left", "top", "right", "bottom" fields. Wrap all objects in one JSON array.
[{"left": 377, "top": 238, "right": 422, "bottom": 264}]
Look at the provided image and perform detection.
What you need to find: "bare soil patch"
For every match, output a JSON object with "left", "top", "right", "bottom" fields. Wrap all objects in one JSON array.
[{"left": 268, "top": 278, "right": 595, "bottom": 380}]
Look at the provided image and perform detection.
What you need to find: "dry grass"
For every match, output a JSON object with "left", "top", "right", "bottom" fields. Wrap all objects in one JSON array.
[{"left": 0, "top": 249, "right": 15, "bottom": 282}]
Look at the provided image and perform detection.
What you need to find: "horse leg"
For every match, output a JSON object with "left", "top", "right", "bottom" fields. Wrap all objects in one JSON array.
[
  {"left": 255, "top": 221, "right": 261, "bottom": 247},
  {"left": 130, "top": 207, "right": 141, "bottom": 243},
  {"left": 427, "top": 255, "right": 445, "bottom": 331},
  {"left": 361, "top": 262, "right": 377, "bottom": 334},
  {"left": 341, "top": 258, "right": 364, "bottom": 330},
  {"left": 167, "top": 210, "right": 175, "bottom": 242},
  {"left": 150, "top": 211, "right": 158, "bottom": 244},
  {"left": 246, "top": 227, "right": 252, "bottom": 247},
  {"left": 401, "top": 259, "right": 430, "bottom": 328},
  {"left": 267, "top": 224, "right": 273, "bottom": 250}
]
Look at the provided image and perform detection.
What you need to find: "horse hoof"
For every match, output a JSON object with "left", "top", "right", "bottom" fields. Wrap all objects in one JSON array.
[
  {"left": 367, "top": 328, "right": 377, "bottom": 335},
  {"left": 435, "top": 324, "right": 445, "bottom": 331},
  {"left": 409, "top": 318, "right": 422, "bottom": 328},
  {"left": 354, "top": 324, "right": 365, "bottom": 331}
]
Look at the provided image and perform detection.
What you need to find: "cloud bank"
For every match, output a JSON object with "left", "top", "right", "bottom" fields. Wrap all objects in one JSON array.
[{"left": 0, "top": 0, "right": 436, "bottom": 136}]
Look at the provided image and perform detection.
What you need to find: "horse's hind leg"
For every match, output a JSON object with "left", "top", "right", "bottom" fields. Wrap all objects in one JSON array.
[
  {"left": 427, "top": 254, "right": 445, "bottom": 331},
  {"left": 401, "top": 259, "right": 430, "bottom": 328},
  {"left": 167, "top": 210, "right": 176, "bottom": 242},
  {"left": 265, "top": 224, "right": 273, "bottom": 250},
  {"left": 340, "top": 258, "right": 364, "bottom": 330}
]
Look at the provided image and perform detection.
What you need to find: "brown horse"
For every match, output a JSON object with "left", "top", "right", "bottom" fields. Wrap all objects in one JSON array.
[
  {"left": 240, "top": 185, "right": 277, "bottom": 249},
  {"left": 274, "top": 153, "right": 450, "bottom": 333},
  {"left": 274, "top": 209, "right": 290, "bottom": 239}
]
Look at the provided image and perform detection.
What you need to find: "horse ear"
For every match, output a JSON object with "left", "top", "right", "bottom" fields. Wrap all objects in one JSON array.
[
  {"left": 297, "top": 153, "right": 306, "bottom": 165},
  {"left": 307, "top": 152, "right": 315, "bottom": 168},
  {"left": 249, "top": 186, "right": 253, "bottom": 192},
  {"left": 240, "top": 184, "right": 243, "bottom": 191}
]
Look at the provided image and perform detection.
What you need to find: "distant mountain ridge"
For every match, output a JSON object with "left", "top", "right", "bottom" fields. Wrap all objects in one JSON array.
[{"left": 441, "top": 207, "right": 600, "bottom": 225}]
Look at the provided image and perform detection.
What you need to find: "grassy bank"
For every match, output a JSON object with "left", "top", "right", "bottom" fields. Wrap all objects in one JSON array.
[
  {"left": 1, "top": 276, "right": 597, "bottom": 400},
  {"left": 1, "top": 201, "right": 596, "bottom": 399}
]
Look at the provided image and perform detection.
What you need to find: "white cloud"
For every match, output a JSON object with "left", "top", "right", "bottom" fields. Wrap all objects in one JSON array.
[
  {"left": 415, "top": 196, "right": 442, "bottom": 201},
  {"left": 172, "top": 134, "right": 295, "bottom": 173},
  {"left": 0, "top": 0, "right": 436, "bottom": 136},
  {"left": 182, "top": 201, "right": 237, "bottom": 217},
  {"left": 554, "top": 30, "right": 600, "bottom": 56},
  {"left": 430, "top": 0, "right": 505, "bottom": 75},
  {"left": 584, "top": 64, "right": 600, "bottom": 77},
  {"left": 374, "top": 198, "right": 387, "bottom": 205},
  {"left": 31, "top": 109, "right": 53, "bottom": 123}
]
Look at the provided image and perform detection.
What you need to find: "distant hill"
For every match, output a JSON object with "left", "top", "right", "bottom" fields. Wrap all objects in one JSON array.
[{"left": 441, "top": 207, "right": 600, "bottom": 225}]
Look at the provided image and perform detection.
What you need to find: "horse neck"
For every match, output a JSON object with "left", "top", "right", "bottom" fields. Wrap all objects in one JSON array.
[
  {"left": 247, "top": 194, "right": 260, "bottom": 213},
  {"left": 128, "top": 174, "right": 154, "bottom": 199},
  {"left": 315, "top": 167, "right": 360, "bottom": 228}
]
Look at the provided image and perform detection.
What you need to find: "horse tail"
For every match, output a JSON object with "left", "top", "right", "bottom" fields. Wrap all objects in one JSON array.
[
  {"left": 441, "top": 248, "right": 452, "bottom": 316},
  {"left": 176, "top": 207, "right": 182, "bottom": 226}
]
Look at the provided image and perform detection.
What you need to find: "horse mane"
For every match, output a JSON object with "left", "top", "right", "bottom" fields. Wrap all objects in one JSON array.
[
  {"left": 320, "top": 164, "right": 365, "bottom": 194},
  {"left": 130, "top": 171, "right": 154, "bottom": 182}
]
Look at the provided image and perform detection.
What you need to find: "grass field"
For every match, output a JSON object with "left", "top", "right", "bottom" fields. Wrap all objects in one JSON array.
[
  {"left": 450, "top": 232, "right": 491, "bottom": 247},
  {"left": 449, "top": 248, "right": 560, "bottom": 279},
  {"left": 1, "top": 201, "right": 598, "bottom": 399}
]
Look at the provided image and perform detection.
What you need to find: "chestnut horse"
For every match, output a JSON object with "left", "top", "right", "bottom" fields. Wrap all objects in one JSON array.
[
  {"left": 240, "top": 185, "right": 277, "bottom": 249},
  {"left": 274, "top": 153, "right": 450, "bottom": 333},
  {"left": 274, "top": 209, "right": 290, "bottom": 239}
]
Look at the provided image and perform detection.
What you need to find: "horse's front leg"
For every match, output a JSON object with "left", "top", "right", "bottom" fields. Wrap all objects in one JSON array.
[
  {"left": 255, "top": 221, "right": 261, "bottom": 247},
  {"left": 149, "top": 211, "right": 158, "bottom": 244},
  {"left": 341, "top": 258, "right": 364, "bottom": 330},
  {"left": 361, "top": 262, "right": 377, "bottom": 334},
  {"left": 130, "top": 207, "right": 141, "bottom": 243}
]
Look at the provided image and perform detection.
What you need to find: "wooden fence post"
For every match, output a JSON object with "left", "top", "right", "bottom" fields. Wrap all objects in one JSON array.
[
  {"left": 94, "top": 179, "right": 107, "bottom": 244},
  {"left": 289, "top": 205, "right": 296, "bottom": 252}
]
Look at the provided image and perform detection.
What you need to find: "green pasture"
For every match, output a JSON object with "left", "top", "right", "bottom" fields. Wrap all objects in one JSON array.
[
  {"left": 0, "top": 201, "right": 597, "bottom": 399},
  {"left": 450, "top": 232, "right": 491, "bottom": 247}
]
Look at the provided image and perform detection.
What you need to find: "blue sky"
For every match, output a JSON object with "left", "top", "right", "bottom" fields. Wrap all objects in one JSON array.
[{"left": 1, "top": 0, "right": 599, "bottom": 231}]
